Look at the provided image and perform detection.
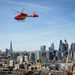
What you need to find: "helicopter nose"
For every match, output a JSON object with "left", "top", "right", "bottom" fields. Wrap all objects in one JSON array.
[
  {"left": 14, "top": 17, "right": 16, "bottom": 19},
  {"left": 14, "top": 16, "right": 19, "bottom": 20},
  {"left": 14, "top": 16, "right": 18, "bottom": 20}
]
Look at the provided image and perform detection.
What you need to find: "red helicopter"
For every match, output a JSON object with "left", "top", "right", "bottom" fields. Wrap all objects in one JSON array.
[{"left": 14, "top": 11, "right": 39, "bottom": 21}]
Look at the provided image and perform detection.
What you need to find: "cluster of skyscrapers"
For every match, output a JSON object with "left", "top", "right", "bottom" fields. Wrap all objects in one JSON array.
[{"left": 0, "top": 40, "right": 75, "bottom": 68}]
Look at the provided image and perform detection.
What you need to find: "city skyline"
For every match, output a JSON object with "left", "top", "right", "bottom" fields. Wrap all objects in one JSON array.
[
  {"left": 0, "top": 0, "right": 75, "bottom": 51},
  {"left": 0, "top": 40, "right": 74, "bottom": 52}
]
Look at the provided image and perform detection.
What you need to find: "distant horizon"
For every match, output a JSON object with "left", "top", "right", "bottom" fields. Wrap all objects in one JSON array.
[{"left": 0, "top": 0, "right": 75, "bottom": 51}]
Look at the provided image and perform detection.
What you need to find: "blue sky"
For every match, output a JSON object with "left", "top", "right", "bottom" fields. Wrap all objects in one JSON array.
[{"left": 0, "top": 0, "right": 75, "bottom": 51}]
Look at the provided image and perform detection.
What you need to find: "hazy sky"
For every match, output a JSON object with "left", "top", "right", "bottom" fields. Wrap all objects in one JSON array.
[{"left": 0, "top": 0, "right": 75, "bottom": 51}]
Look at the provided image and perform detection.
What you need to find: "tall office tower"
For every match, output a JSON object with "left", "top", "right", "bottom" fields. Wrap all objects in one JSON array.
[
  {"left": 59, "top": 40, "right": 63, "bottom": 52},
  {"left": 63, "top": 40, "right": 68, "bottom": 57},
  {"left": 51, "top": 43, "right": 54, "bottom": 50},
  {"left": 40, "top": 45, "right": 47, "bottom": 64},
  {"left": 30, "top": 52, "right": 36, "bottom": 64},
  {"left": 35, "top": 51, "right": 40, "bottom": 63},
  {"left": 40, "top": 45, "right": 46, "bottom": 52},
  {"left": 5, "top": 48, "right": 10, "bottom": 56},
  {"left": 49, "top": 43, "right": 54, "bottom": 51},
  {"left": 49, "top": 43, "right": 55, "bottom": 60},
  {"left": 70, "top": 43, "right": 75, "bottom": 59},
  {"left": 10, "top": 41, "right": 13, "bottom": 56},
  {"left": 58, "top": 40, "right": 64, "bottom": 59}
]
